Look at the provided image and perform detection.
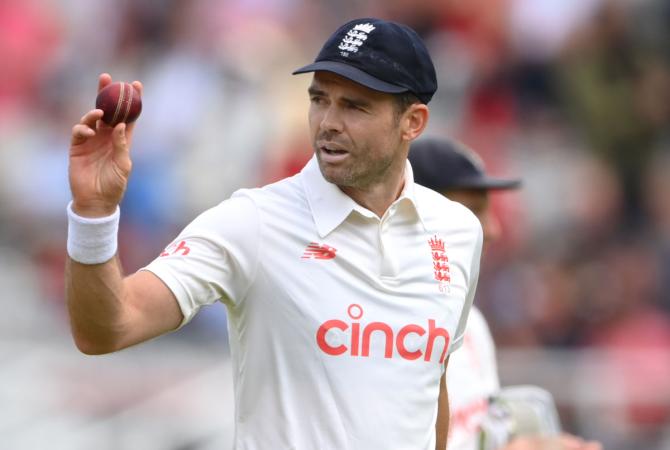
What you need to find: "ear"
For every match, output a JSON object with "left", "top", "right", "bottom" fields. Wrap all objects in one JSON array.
[{"left": 400, "top": 103, "right": 429, "bottom": 142}]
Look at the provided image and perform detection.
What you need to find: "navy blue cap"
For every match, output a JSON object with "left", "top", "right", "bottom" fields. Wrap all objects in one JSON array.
[
  {"left": 409, "top": 138, "right": 521, "bottom": 191},
  {"left": 293, "top": 18, "right": 437, "bottom": 104}
]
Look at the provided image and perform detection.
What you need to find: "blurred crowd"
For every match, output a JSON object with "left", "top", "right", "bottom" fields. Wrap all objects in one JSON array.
[{"left": 1, "top": 0, "right": 669, "bottom": 449}]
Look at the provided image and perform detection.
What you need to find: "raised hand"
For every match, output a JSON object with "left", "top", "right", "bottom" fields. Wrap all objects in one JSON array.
[{"left": 68, "top": 73, "right": 143, "bottom": 217}]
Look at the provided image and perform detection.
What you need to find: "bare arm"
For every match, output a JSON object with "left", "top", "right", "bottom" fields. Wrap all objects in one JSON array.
[
  {"left": 66, "top": 74, "right": 182, "bottom": 354},
  {"left": 66, "top": 257, "right": 182, "bottom": 354},
  {"left": 435, "top": 357, "right": 450, "bottom": 450}
]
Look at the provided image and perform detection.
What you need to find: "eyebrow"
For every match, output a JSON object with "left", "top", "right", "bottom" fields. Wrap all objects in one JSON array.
[
  {"left": 308, "top": 87, "right": 326, "bottom": 97},
  {"left": 307, "top": 86, "right": 372, "bottom": 109},
  {"left": 342, "top": 96, "right": 371, "bottom": 109}
]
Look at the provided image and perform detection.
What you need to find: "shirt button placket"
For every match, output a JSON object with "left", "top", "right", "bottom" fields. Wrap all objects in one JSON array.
[{"left": 379, "top": 216, "right": 397, "bottom": 278}]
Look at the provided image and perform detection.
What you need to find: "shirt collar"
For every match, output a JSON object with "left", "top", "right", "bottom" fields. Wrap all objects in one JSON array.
[{"left": 301, "top": 156, "right": 427, "bottom": 238}]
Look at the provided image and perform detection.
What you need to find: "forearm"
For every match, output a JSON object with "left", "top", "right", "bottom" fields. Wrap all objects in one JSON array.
[
  {"left": 435, "top": 370, "right": 450, "bottom": 450},
  {"left": 66, "top": 254, "right": 128, "bottom": 354}
]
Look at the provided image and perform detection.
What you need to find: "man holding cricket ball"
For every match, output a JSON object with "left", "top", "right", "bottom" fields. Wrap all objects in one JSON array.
[{"left": 66, "top": 14, "right": 609, "bottom": 449}]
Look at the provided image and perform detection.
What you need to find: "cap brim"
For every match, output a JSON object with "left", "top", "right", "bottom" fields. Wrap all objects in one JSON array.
[
  {"left": 293, "top": 61, "right": 408, "bottom": 94},
  {"left": 448, "top": 176, "right": 522, "bottom": 191}
]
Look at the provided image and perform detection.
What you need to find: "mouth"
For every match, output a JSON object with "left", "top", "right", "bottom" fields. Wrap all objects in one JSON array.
[
  {"left": 320, "top": 145, "right": 348, "bottom": 156},
  {"left": 318, "top": 143, "right": 350, "bottom": 163}
]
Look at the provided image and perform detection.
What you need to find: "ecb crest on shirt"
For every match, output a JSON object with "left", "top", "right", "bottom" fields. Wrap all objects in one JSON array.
[{"left": 429, "top": 235, "right": 451, "bottom": 293}]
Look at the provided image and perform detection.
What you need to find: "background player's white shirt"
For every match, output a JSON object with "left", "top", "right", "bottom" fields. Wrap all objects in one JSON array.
[
  {"left": 446, "top": 307, "right": 500, "bottom": 450},
  {"left": 143, "top": 157, "right": 483, "bottom": 450}
]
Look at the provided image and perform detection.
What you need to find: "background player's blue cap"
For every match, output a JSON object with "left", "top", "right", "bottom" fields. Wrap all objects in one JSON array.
[
  {"left": 293, "top": 18, "right": 438, "bottom": 104},
  {"left": 409, "top": 138, "right": 521, "bottom": 191}
]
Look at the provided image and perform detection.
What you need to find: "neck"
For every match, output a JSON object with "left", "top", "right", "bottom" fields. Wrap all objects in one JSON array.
[{"left": 340, "top": 163, "right": 407, "bottom": 218}]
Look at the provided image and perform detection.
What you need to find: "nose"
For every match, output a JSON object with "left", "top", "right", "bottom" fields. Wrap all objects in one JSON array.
[{"left": 320, "top": 105, "right": 344, "bottom": 134}]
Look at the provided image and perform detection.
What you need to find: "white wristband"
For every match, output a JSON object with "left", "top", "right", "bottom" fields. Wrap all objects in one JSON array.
[{"left": 67, "top": 201, "right": 120, "bottom": 264}]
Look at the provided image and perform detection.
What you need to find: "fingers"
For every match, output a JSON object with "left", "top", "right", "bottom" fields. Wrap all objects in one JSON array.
[
  {"left": 112, "top": 123, "right": 127, "bottom": 149},
  {"left": 131, "top": 80, "right": 143, "bottom": 97},
  {"left": 71, "top": 124, "right": 95, "bottom": 144},
  {"left": 559, "top": 434, "right": 584, "bottom": 448},
  {"left": 71, "top": 109, "right": 104, "bottom": 145},
  {"left": 98, "top": 73, "right": 112, "bottom": 92},
  {"left": 508, "top": 435, "right": 602, "bottom": 450},
  {"left": 82, "top": 109, "right": 104, "bottom": 128},
  {"left": 558, "top": 434, "right": 603, "bottom": 450},
  {"left": 112, "top": 123, "right": 132, "bottom": 174},
  {"left": 112, "top": 123, "right": 128, "bottom": 156},
  {"left": 98, "top": 73, "right": 143, "bottom": 96}
]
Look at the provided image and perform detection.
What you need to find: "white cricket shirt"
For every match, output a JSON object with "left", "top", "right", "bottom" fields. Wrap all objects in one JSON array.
[
  {"left": 446, "top": 307, "right": 500, "bottom": 450},
  {"left": 143, "top": 156, "right": 483, "bottom": 450}
]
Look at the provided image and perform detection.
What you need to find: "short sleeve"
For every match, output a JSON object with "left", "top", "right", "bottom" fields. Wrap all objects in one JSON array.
[
  {"left": 447, "top": 221, "right": 483, "bottom": 355},
  {"left": 141, "top": 194, "right": 260, "bottom": 327}
]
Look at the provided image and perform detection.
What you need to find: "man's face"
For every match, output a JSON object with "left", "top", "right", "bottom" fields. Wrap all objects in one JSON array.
[
  {"left": 444, "top": 189, "right": 501, "bottom": 246},
  {"left": 308, "top": 72, "right": 406, "bottom": 190}
]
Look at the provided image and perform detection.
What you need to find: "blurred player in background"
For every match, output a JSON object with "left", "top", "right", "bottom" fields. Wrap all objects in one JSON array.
[{"left": 410, "top": 138, "right": 602, "bottom": 450}]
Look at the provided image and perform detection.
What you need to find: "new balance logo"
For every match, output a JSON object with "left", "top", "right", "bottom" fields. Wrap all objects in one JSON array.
[{"left": 302, "top": 242, "right": 337, "bottom": 260}]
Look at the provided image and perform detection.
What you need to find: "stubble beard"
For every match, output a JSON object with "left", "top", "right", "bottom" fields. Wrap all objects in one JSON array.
[{"left": 316, "top": 147, "right": 395, "bottom": 190}]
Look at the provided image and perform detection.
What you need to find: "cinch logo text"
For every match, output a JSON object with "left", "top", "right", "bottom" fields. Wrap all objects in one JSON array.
[
  {"left": 160, "top": 240, "right": 191, "bottom": 257},
  {"left": 316, "top": 304, "right": 451, "bottom": 363}
]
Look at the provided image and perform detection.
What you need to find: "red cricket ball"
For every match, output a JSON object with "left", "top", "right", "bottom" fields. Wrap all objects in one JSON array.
[{"left": 95, "top": 81, "right": 142, "bottom": 126}]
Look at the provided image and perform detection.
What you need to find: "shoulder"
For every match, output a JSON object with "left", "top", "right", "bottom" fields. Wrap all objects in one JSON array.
[
  {"left": 177, "top": 194, "right": 260, "bottom": 242},
  {"left": 179, "top": 176, "right": 305, "bottom": 236},
  {"left": 232, "top": 173, "right": 306, "bottom": 207},
  {"left": 223, "top": 173, "right": 313, "bottom": 232}
]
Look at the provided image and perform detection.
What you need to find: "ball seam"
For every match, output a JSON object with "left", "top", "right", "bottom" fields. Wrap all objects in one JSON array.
[
  {"left": 121, "top": 84, "right": 133, "bottom": 124},
  {"left": 111, "top": 83, "right": 126, "bottom": 125}
]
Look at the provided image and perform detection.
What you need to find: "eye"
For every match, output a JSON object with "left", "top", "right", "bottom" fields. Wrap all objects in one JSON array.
[
  {"left": 310, "top": 95, "right": 325, "bottom": 105},
  {"left": 345, "top": 102, "right": 366, "bottom": 112}
]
